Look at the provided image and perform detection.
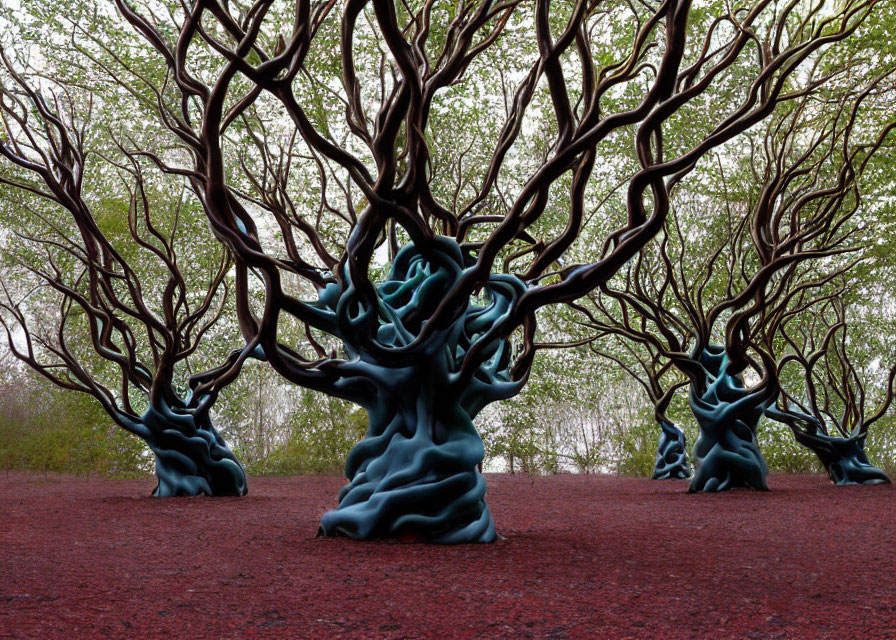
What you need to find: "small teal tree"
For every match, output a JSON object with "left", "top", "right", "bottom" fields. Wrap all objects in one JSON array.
[
  {"left": 587, "top": 337, "right": 690, "bottom": 479},
  {"left": 766, "top": 296, "right": 894, "bottom": 485}
]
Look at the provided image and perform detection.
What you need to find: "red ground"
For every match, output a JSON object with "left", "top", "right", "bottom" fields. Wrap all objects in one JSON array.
[{"left": 1, "top": 473, "right": 894, "bottom": 639}]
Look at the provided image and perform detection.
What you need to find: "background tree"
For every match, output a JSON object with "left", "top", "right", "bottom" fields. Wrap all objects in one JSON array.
[
  {"left": 479, "top": 349, "right": 650, "bottom": 475},
  {"left": 222, "top": 359, "right": 368, "bottom": 475},
  {"left": 588, "top": 336, "right": 691, "bottom": 479},
  {"left": 571, "top": 69, "right": 896, "bottom": 491},
  {"left": 766, "top": 294, "right": 895, "bottom": 484},
  {"left": 0, "top": 54, "right": 254, "bottom": 496}
]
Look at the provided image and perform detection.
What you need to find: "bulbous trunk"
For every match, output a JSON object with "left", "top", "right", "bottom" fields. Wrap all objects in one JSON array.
[
  {"left": 316, "top": 236, "right": 523, "bottom": 543},
  {"left": 688, "top": 346, "right": 773, "bottom": 492},
  {"left": 318, "top": 367, "right": 495, "bottom": 543},
  {"left": 792, "top": 432, "right": 890, "bottom": 486},
  {"left": 142, "top": 403, "right": 248, "bottom": 497},
  {"left": 651, "top": 418, "right": 690, "bottom": 480}
]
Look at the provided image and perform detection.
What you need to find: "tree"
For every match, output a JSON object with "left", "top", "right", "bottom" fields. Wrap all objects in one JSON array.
[
  {"left": 0, "top": 53, "right": 254, "bottom": 496},
  {"left": 479, "top": 349, "right": 642, "bottom": 475},
  {"left": 766, "top": 295, "right": 894, "bottom": 484}
]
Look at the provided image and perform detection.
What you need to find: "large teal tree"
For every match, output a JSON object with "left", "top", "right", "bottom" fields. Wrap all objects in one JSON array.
[{"left": 101, "top": 0, "right": 881, "bottom": 539}]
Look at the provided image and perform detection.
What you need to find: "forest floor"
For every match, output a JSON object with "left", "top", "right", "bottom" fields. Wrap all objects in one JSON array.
[{"left": 0, "top": 472, "right": 894, "bottom": 639}]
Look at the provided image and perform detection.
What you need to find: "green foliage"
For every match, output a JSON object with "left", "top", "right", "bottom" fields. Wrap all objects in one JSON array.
[
  {"left": 1, "top": 0, "right": 896, "bottom": 483},
  {"left": 213, "top": 362, "right": 365, "bottom": 476},
  {"left": 865, "top": 415, "right": 896, "bottom": 478},
  {"left": 240, "top": 391, "right": 367, "bottom": 476},
  {"left": 480, "top": 347, "right": 660, "bottom": 476},
  {"left": 0, "top": 367, "right": 148, "bottom": 478},
  {"left": 610, "top": 417, "right": 659, "bottom": 478},
  {"left": 758, "top": 418, "right": 824, "bottom": 475}
]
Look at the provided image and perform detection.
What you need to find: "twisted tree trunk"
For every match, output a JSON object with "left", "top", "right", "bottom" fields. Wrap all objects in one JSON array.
[
  {"left": 138, "top": 398, "right": 248, "bottom": 497},
  {"left": 316, "top": 237, "right": 524, "bottom": 543},
  {"left": 689, "top": 346, "right": 773, "bottom": 492},
  {"left": 765, "top": 407, "right": 891, "bottom": 486},
  {"left": 318, "top": 366, "right": 495, "bottom": 543},
  {"left": 794, "top": 433, "right": 890, "bottom": 486},
  {"left": 652, "top": 418, "right": 690, "bottom": 480}
]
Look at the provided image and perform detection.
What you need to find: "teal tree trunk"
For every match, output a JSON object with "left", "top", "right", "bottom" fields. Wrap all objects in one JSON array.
[
  {"left": 689, "top": 346, "right": 774, "bottom": 492},
  {"left": 145, "top": 398, "right": 247, "bottom": 497},
  {"left": 117, "top": 392, "right": 247, "bottom": 497},
  {"left": 794, "top": 433, "right": 890, "bottom": 486},
  {"left": 765, "top": 407, "right": 890, "bottom": 486},
  {"left": 316, "top": 237, "right": 525, "bottom": 543},
  {"left": 652, "top": 418, "right": 690, "bottom": 480}
]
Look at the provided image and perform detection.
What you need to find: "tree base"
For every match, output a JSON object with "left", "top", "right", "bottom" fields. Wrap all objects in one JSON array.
[
  {"left": 794, "top": 433, "right": 891, "bottom": 486},
  {"left": 318, "top": 457, "right": 497, "bottom": 544},
  {"left": 149, "top": 434, "right": 248, "bottom": 497},
  {"left": 318, "top": 425, "right": 496, "bottom": 544},
  {"left": 318, "top": 501, "right": 497, "bottom": 544},
  {"left": 317, "top": 391, "right": 498, "bottom": 543},
  {"left": 828, "top": 459, "right": 891, "bottom": 486},
  {"left": 688, "top": 347, "right": 772, "bottom": 493},
  {"left": 688, "top": 439, "right": 770, "bottom": 492}
]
